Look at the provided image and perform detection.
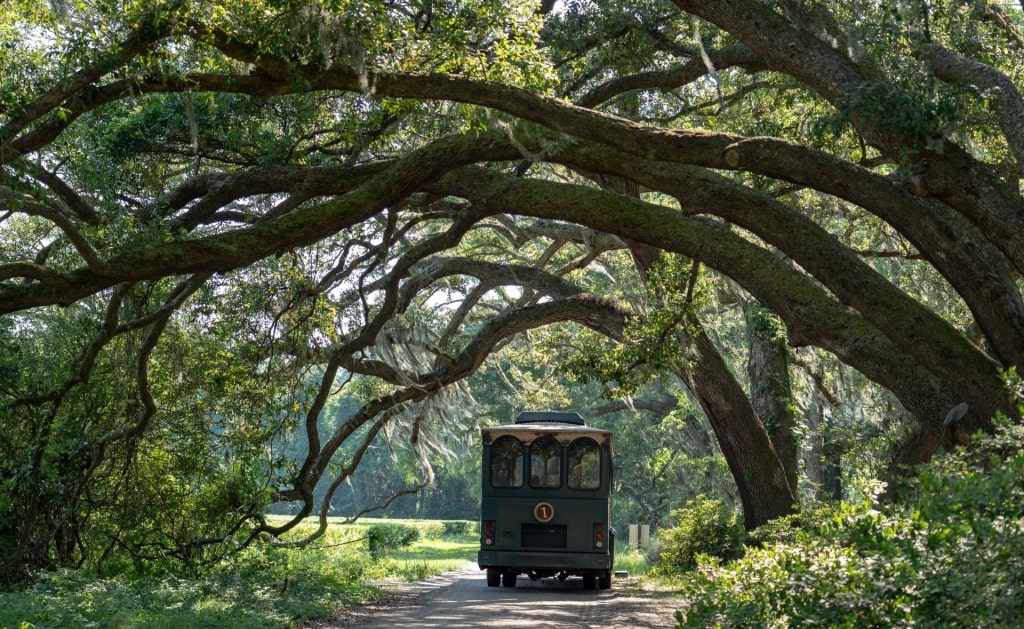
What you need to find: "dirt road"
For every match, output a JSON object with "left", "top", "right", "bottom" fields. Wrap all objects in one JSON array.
[{"left": 309, "top": 562, "right": 684, "bottom": 629}]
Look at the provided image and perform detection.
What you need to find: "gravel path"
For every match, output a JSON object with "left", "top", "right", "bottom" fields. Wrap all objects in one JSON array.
[{"left": 305, "top": 562, "right": 684, "bottom": 629}]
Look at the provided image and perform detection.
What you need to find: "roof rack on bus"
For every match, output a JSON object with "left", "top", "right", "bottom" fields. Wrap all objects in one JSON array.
[{"left": 513, "top": 411, "right": 586, "bottom": 426}]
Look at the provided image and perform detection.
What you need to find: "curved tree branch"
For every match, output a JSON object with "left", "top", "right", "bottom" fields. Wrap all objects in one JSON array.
[
  {"left": 916, "top": 41, "right": 1024, "bottom": 172},
  {"left": 427, "top": 164, "right": 994, "bottom": 436},
  {"left": 576, "top": 43, "right": 766, "bottom": 108}
]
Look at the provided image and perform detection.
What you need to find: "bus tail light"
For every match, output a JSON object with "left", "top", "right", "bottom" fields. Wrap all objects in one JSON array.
[
  {"left": 483, "top": 520, "right": 495, "bottom": 545},
  {"left": 593, "top": 522, "right": 605, "bottom": 548}
]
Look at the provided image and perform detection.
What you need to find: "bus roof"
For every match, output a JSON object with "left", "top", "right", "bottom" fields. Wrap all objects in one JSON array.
[
  {"left": 513, "top": 410, "right": 586, "bottom": 425},
  {"left": 481, "top": 422, "right": 612, "bottom": 448}
]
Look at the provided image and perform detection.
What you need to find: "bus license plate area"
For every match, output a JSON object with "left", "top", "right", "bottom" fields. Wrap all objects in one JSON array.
[{"left": 522, "top": 523, "right": 567, "bottom": 548}]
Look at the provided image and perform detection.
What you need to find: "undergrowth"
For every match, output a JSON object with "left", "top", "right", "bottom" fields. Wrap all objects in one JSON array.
[
  {"left": 0, "top": 518, "right": 476, "bottom": 629},
  {"left": 665, "top": 419, "right": 1024, "bottom": 628}
]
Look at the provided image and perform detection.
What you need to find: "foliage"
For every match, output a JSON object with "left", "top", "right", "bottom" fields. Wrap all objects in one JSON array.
[
  {"left": 654, "top": 495, "right": 745, "bottom": 574},
  {"left": 3, "top": 0, "right": 1024, "bottom": 594},
  {"left": 362, "top": 518, "right": 473, "bottom": 560},
  {"left": 611, "top": 415, "right": 737, "bottom": 533},
  {"left": 613, "top": 547, "right": 655, "bottom": 579},
  {"left": 366, "top": 523, "right": 420, "bottom": 559},
  {"left": 440, "top": 520, "right": 475, "bottom": 537},
  {"left": 565, "top": 255, "right": 708, "bottom": 398},
  {"left": 742, "top": 511, "right": 804, "bottom": 548},
  {"left": 0, "top": 519, "right": 476, "bottom": 629},
  {"left": 673, "top": 419, "right": 1024, "bottom": 628}
]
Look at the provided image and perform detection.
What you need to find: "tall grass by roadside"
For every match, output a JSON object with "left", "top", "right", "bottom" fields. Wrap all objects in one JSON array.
[
  {"left": 613, "top": 547, "right": 653, "bottom": 579},
  {"left": 0, "top": 518, "right": 477, "bottom": 629}
]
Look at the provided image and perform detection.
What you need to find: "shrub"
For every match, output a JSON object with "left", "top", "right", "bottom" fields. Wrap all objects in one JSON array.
[
  {"left": 655, "top": 495, "right": 744, "bottom": 573},
  {"left": 413, "top": 520, "right": 446, "bottom": 540},
  {"left": 366, "top": 524, "right": 420, "bottom": 559},
  {"left": 441, "top": 520, "right": 475, "bottom": 537},
  {"left": 744, "top": 505, "right": 837, "bottom": 547},
  {"left": 673, "top": 419, "right": 1024, "bottom": 628},
  {"left": 744, "top": 512, "right": 802, "bottom": 547}
]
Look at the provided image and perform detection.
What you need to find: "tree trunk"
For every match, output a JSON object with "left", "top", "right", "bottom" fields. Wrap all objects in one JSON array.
[
  {"left": 744, "top": 300, "right": 799, "bottom": 497},
  {"left": 677, "top": 314, "right": 796, "bottom": 530},
  {"left": 624, "top": 233, "right": 796, "bottom": 530},
  {"left": 821, "top": 433, "right": 843, "bottom": 501}
]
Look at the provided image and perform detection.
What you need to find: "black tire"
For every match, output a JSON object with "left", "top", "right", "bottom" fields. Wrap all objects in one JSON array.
[
  {"left": 501, "top": 572, "right": 517, "bottom": 587},
  {"left": 486, "top": 568, "right": 500, "bottom": 587},
  {"left": 598, "top": 571, "right": 612, "bottom": 590},
  {"left": 582, "top": 575, "right": 597, "bottom": 590}
]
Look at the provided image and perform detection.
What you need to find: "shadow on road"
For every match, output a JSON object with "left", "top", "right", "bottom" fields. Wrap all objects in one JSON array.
[{"left": 314, "top": 562, "right": 681, "bottom": 629}]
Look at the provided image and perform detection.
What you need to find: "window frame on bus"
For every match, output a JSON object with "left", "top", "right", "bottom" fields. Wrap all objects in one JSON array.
[
  {"left": 528, "top": 435, "right": 563, "bottom": 489},
  {"left": 566, "top": 437, "right": 603, "bottom": 491},
  {"left": 489, "top": 435, "right": 524, "bottom": 489}
]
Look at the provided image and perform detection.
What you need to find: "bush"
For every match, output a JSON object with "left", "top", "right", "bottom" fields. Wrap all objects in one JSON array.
[
  {"left": 744, "top": 505, "right": 838, "bottom": 548},
  {"left": 673, "top": 419, "right": 1024, "bottom": 628},
  {"left": 744, "top": 512, "right": 801, "bottom": 547},
  {"left": 655, "top": 495, "right": 744, "bottom": 573},
  {"left": 366, "top": 524, "right": 420, "bottom": 559},
  {"left": 413, "top": 520, "right": 446, "bottom": 540},
  {"left": 441, "top": 520, "right": 475, "bottom": 537}
]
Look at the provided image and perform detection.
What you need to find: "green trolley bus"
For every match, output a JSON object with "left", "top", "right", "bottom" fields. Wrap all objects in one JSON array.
[{"left": 477, "top": 411, "right": 614, "bottom": 590}]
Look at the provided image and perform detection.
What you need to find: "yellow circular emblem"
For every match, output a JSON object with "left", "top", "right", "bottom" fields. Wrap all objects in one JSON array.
[{"left": 533, "top": 501, "right": 555, "bottom": 523}]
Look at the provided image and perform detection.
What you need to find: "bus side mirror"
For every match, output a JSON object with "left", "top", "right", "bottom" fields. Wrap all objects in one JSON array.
[{"left": 613, "top": 465, "right": 623, "bottom": 492}]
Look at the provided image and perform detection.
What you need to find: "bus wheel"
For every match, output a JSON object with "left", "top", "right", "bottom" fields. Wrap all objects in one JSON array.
[
  {"left": 582, "top": 575, "right": 597, "bottom": 590},
  {"left": 501, "top": 572, "right": 517, "bottom": 587},
  {"left": 486, "top": 568, "right": 500, "bottom": 587},
  {"left": 598, "top": 571, "right": 612, "bottom": 590}
]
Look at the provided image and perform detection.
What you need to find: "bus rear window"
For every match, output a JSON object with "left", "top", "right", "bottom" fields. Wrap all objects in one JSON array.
[
  {"left": 490, "top": 436, "right": 524, "bottom": 488},
  {"left": 529, "top": 436, "right": 562, "bottom": 488},
  {"left": 567, "top": 438, "right": 602, "bottom": 489}
]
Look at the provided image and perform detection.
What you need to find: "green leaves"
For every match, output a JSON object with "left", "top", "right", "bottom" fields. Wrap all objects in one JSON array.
[
  {"left": 365, "top": 522, "right": 420, "bottom": 559},
  {"left": 656, "top": 495, "right": 745, "bottom": 573},
  {"left": 674, "top": 420, "right": 1024, "bottom": 628},
  {"left": 565, "top": 255, "right": 705, "bottom": 398}
]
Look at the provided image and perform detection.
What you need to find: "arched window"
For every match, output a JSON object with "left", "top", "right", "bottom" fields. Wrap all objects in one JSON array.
[
  {"left": 490, "top": 436, "right": 523, "bottom": 488},
  {"left": 567, "top": 438, "right": 601, "bottom": 490},
  {"left": 529, "top": 436, "right": 562, "bottom": 488}
]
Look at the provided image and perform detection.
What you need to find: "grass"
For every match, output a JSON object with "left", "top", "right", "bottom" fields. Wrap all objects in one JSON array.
[
  {"left": 377, "top": 536, "right": 482, "bottom": 581},
  {"left": 614, "top": 547, "right": 654, "bottom": 578},
  {"left": 0, "top": 518, "right": 478, "bottom": 629}
]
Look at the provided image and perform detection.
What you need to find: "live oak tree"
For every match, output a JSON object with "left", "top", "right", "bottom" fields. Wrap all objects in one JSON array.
[{"left": 2, "top": 0, "right": 1022, "bottom": 580}]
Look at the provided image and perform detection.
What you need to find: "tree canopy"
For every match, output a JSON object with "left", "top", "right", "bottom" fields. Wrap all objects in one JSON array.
[{"left": 2, "top": 0, "right": 1023, "bottom": 582}]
